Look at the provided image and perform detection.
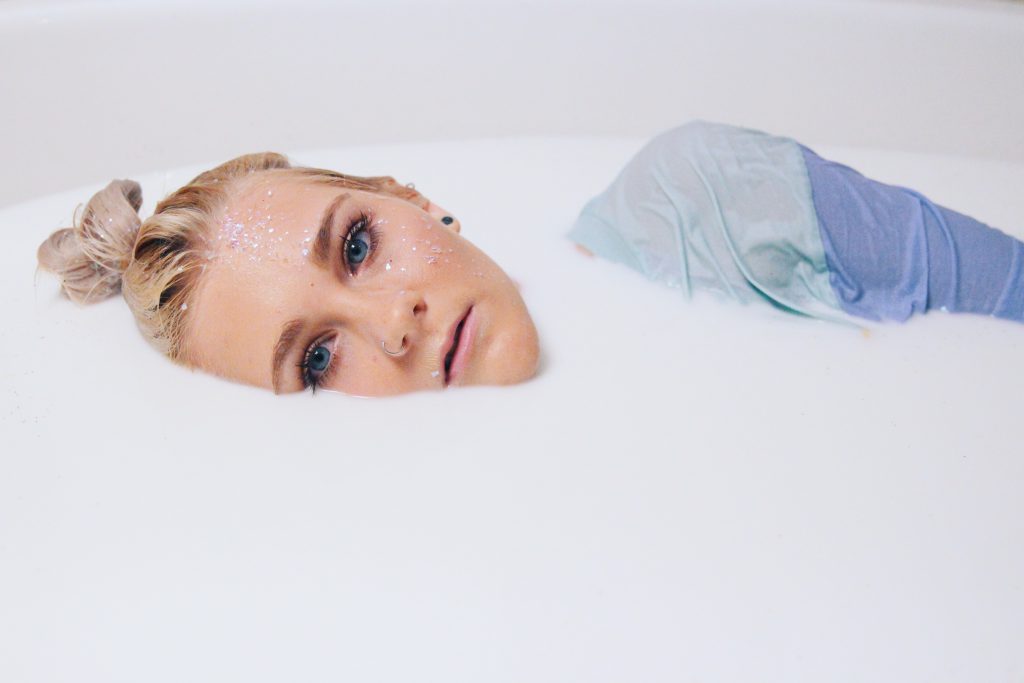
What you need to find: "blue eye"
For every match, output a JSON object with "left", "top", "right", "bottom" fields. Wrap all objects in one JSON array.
[
  {"left": 346, "top": 229, "right": 371, "bottom": 265},
  {"left": 307, "top": 345, "right": 331, "bottom": 372},
  {"left": 300, "top": 341, "right": 334, "bottom": 392},
  {"left": 342, "top": 211, "right": 377, "bottom": 273}
]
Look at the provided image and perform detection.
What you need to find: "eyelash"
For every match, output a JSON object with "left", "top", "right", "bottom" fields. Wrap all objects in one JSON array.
[
  {"left": 341, "top": 210, "right": 380, "bottom": 275},
  {"left": 298, "top": 210, "right": 380, "bottom": 392},
  {"left": 298, "top": 336, "right": 337, "bottom": 394}
]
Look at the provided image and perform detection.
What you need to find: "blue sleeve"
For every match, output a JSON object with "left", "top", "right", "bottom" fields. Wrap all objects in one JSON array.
[{"left": 800, "top": 146, "right": 1024, "bottom": 323}]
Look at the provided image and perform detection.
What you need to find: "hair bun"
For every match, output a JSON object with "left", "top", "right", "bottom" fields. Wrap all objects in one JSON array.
[{"left": 38, "top": 179, "right": 143, "bottom": 304}]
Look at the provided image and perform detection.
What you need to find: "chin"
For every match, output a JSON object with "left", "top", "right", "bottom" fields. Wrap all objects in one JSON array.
[{"left": 480, "top": 317, "right": 541, "bottom": 386}]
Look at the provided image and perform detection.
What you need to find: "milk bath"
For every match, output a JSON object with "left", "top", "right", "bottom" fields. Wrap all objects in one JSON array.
[{"left": 3, "top": 136, "right": 1024, "bottom": 681}]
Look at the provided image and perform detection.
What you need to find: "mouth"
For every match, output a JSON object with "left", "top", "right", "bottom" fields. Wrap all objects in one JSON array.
[{"left": 442, "top": 305, "right": 474, "bottom": 386}]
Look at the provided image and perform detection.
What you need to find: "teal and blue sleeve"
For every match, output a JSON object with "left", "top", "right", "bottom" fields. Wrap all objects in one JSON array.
[{"left": 569, "top": 121, "right": 1024, "bottom": 326}]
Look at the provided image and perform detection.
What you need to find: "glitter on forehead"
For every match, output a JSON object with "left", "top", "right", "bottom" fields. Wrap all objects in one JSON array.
[
  {"left": 300, "top": 230, "right": 313, "bottom": 260},
  {"left": 214, "top": 192, "right": 291, "bottom": 263}
]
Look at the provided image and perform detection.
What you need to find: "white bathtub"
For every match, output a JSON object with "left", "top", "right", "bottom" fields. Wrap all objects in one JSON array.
[{"left": 3, "top": 1, "right": 1024, "bottom": 681}]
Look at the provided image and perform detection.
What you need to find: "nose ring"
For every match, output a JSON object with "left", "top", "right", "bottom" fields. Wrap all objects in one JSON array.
[{"left": 382, "top": 339, "right": 406, "bottom": 357}]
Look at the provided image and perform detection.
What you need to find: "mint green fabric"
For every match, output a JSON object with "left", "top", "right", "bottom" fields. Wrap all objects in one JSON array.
[{"left": 569, "top": 121, "right": 850, "bottom": 323}]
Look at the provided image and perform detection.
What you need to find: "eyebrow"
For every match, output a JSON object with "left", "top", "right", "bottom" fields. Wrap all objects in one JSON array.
[
  {"left": 272, "top": 319, "right": 306, "bottom": 393},
  {"left": 312, "top": 192, "right": 349, "bottom": 268}
]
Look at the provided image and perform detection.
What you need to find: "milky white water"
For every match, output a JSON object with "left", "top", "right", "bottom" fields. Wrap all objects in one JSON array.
[{"left": 2, "top": 137, "right": 1023, "bottom": 681}]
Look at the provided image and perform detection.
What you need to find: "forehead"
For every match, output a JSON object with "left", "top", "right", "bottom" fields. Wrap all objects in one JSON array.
[
  {"left": 222, "top": 173, "right": 331, "bottom": 249},
  {"left": 211, "top": 172, "right": 394, "bottom": 269}
]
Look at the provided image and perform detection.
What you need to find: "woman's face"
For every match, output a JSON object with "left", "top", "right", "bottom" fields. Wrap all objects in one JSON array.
[{"left": 188, "top": 173, "right": 540, "bottom": 396}]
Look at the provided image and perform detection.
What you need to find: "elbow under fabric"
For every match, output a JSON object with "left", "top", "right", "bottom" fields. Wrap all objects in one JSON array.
[
  {"left": 800, "top": 146, "right": 1024, "bottom": 322},
  {"left": 568, "top": 121, "right": 1024, "bottom": 325}
]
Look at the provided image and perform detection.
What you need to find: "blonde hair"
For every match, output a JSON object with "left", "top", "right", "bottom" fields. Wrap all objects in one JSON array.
[{"left": 37, "top": 152, "right": 425, "bottom": 364}]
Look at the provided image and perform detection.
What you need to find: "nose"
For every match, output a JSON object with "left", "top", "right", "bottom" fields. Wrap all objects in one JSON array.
[{"left": 377, "top": 289, "right": 427, "bottom": 358}]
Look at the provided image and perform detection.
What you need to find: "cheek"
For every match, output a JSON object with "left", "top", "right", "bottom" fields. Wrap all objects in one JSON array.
[
  {"left": 377, "top": 219, "right": 456, "bottom": 277},
  {"left": 330, "top": 337, "right": 410, "bottom": 397},
  {"left": 380, "top": 223, "right": 497, "bottom": 286}
]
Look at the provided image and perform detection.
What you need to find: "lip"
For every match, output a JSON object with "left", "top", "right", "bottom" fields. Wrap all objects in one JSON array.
[{"left": 442, "top": 305, "right": 476, "bottom": 387}]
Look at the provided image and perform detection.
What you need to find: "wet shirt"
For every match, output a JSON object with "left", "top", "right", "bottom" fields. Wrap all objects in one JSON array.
[
  {"left": 569, "top": 121, "right": 1024, "bottom": 324},
  {"left": 569, "top": 121, "right": 849, "bottom": 322}
]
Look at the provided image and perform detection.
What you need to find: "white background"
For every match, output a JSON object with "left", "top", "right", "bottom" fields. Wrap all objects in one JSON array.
[{"left": 2, "top": 1, "right": 1024, "bottom": 681}]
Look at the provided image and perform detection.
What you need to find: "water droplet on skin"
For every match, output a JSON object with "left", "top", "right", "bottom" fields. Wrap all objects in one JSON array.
[
  {"left": 385, "top": 260, "right": 392, "bottom": 271},
  {"left": 180, "top": 303, "right": 188, "bottom": 311},
  {"left": 430, "top": 246, "right": 442, "bottom": 254},
  {"left": 400, "top": 267, "right": 407, "bottom": 273},
  {"left": 412, "top": 246, "right": 417, "bottom": 252},
  {"left": 302, "top": 249, "right": 310, "bottom": 257},
  {"left": 427, "top": 256, "right": 438, "bottom": 265},
  {"left": 431, "top": 370, "right": 440, "bottom": 378},
  {"left": 267, "top": 190, "right": 273, "bottom": 196}
]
